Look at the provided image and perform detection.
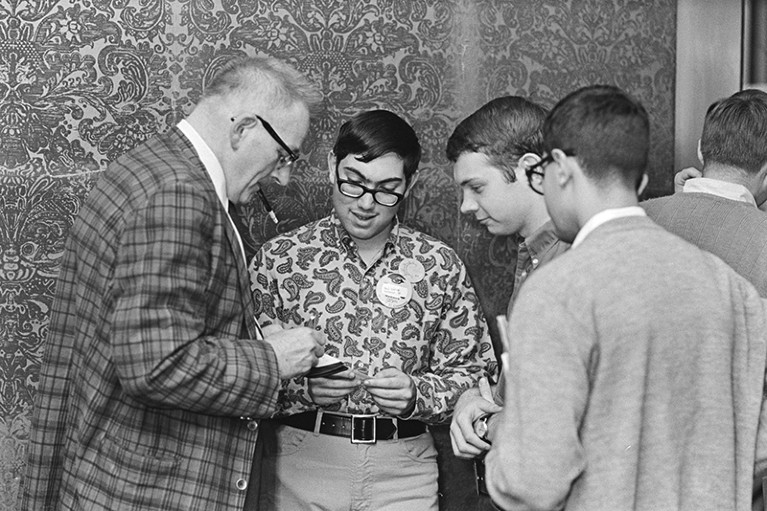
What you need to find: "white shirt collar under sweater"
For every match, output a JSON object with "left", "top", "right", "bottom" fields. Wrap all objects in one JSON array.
[
  {"left": 572, "top": 207, "right": 647, "bottom": 249},
  {"left": 683, "top": 177, "right": 757, "bottom": 207}
]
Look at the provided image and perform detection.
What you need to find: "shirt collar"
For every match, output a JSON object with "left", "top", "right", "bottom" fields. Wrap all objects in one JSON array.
[
  {"left": 683, "top": 177, "right": 757, "bottom": 207},
  {"left": 521, "top": 219, "right": 560, "bottom": 258},
  {"left": 330, "top": 212, "right": 400, "bottom": 259},
  {"left": 572, "top": 206, "right": 646, "bottom": 248},
  {"left": 177, "top": 119, "right": 228, "bottom": 209}
]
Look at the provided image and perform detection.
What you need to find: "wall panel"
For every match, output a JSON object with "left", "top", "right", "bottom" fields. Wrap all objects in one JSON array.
[{"left": 0, "top": 1, "right": 676, "bottom": 509}]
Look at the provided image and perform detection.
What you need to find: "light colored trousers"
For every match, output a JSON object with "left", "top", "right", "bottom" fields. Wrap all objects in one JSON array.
[{"left": 258, "top": 423, "right": 439, "bottom": 511}]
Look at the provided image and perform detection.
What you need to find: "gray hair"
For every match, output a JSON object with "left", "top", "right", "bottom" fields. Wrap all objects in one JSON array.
[{"left": 202, "top": 55, "right": 322, "bottom": 116}]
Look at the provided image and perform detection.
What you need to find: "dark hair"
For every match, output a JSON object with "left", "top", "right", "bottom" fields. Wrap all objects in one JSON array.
[
  {"left": 700, "top": 89, "right": 767, "bottom": 175},
  {"left": 332, "top": 110, "right": 421, "bottom": 182},
  {"left": 446, "top": 96, "right": 548, "bottom": 183},
  {"left": 543, "top": 85, "right": 649, "bottom": 190}
]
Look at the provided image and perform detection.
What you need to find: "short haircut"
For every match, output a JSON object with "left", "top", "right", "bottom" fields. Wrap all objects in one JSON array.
[
  {"left": 332, "top": 110, "right": 421, "bottom": 182},
  {"left": 446, "top": 96, "right": 548, "bottom": 183},
  {"left": 202, "top": 55, "right": 322, "bottom": 115},
  {"left": 543, "top": 85, "right": 649, "bottom": 190},
  {"left": 700, "top": 89, "right": 767, "bottom": 175}
]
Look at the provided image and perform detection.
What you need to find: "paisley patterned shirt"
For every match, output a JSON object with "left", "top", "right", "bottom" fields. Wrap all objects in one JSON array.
[{"left": 250, "top": 213, "right": 497, "bottom": 424}]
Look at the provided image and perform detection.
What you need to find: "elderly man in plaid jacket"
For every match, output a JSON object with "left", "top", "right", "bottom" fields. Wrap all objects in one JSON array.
[{"left": 22, "top": 56, "right": 325, "bottom": 511}]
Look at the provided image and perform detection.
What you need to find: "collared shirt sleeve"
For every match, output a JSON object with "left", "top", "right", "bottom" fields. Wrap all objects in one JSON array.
[{"left": 402, "top": 252, "right": 497, "bottom": 423}]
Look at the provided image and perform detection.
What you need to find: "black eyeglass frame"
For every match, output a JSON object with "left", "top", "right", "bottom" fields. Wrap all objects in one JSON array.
[
  {"left": 334, "top": 166, "right": 405, "bottom": 207},
  {"left": 255, "top": 115, "right": 298, "bottom": 164},
  {"left": 231, "top": 114, "right": 299, "bottom": 168},
  {"left": 525, "top": 148, "right": 576, "bottom": 195}
]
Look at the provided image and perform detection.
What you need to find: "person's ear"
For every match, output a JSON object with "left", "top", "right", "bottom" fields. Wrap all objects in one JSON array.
[
  {"left": 551, "top": 148, "right": 574, "bottom": 188},
  {"left": 327, "top": 151, "right": 338, "bottom": 184},
  {"left": 637, "top": 173, "right": 649, "bottom": 196},
  {"left": 229, "top": 115, "right": 257, "bottom": 150},
  {"left": 516, "top": 153, "right": 541, "bottom": 181},
  {"left": 697, "top": 139, "right": 704, "bottom": 166},
  {"left": 755, "top": 162, "right": 767, "bottom": 206},
  {"left": 405, "top": 171, "right": 419, "bottom": 195}
]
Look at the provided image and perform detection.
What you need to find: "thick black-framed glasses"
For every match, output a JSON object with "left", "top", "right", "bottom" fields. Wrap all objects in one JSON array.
[
  {"left": 525, "top": 148, "right": 576, "bottom": 195},
  {"left": 334, "top": 167, "right": 405, "bottom": 207},
  {"left": 232, "top": 114, "right": 299, "bottom": 168}
]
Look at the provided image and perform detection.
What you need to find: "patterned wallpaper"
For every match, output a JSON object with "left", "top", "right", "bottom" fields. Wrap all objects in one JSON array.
[{"left": 0, "top": 1, "right": 676, "bottom": 509}]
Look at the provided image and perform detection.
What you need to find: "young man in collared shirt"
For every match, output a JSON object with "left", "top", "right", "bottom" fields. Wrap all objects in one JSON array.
[
  {"left": 445, "top": 98, "right": 569, "bottom": 496},
  {"left": 249, "top": 109, "right": 496, "bottom": 511},
  {"left": 643, "top": 89, "right": 767, "bottom": 296}
]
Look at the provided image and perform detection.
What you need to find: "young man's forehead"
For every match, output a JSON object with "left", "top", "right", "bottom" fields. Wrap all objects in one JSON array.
[{"left": 338, "top": 154, "right": 406, "bottom": 183}]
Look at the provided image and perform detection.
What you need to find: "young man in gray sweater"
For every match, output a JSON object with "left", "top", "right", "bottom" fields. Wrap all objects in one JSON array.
[{"left": 485, "top": 85, "right": 767, "bottom": 511}]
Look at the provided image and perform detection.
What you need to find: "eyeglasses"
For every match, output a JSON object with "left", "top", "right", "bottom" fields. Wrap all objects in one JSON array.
[
  {"left": 525, "top": 149, "right": 576, "bottom": 195},
  {"left": 256, "top": 115, "right": 299, "bottom": 169},
  {"left": 232, "top": 114, "right": 299, "bottom": 169},
  {"left": 334, "top": 167, "right": 404, "bottom": 207}
]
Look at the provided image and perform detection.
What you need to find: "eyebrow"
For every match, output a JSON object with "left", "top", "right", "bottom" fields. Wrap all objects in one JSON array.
[
  {"left": 341, "top": 165, "right": 404, "bottom": 187},
  {"left": 456, "top": 176, "right": 485, "bottom": 187}
]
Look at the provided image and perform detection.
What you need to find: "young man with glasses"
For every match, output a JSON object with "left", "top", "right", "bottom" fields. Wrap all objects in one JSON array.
[
  {"left": 22, "top": 56, "right": 326, "bottom": 511},
  {"left": 249, "top": 109, "right": 496, "bottom": 511},
  {"left": 484, "top": 85, "right": 767, "bottom": 511},
  {"left": 445, "top": 96, "right": 569, "bottom": 504}
]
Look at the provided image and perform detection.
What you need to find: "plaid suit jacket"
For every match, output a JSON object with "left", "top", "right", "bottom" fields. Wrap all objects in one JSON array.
[{"left": 21, "top": 127, "right": 281, "bottom": 511}]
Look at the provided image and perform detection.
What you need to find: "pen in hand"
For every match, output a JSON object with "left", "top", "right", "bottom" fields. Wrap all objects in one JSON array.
[{"left": 257, "top": 187, "right": 279, "bottom": 224}]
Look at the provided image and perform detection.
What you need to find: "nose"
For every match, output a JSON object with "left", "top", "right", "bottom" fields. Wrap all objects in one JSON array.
[
  {"left": 459, "top": 191, "right": 477, "bottom": 215},
  {"left": 270, "top": 164, "right": 292, "bottom": 186},
  {"left": 357, "top": 191, "right": 376, "bottom": 209}
]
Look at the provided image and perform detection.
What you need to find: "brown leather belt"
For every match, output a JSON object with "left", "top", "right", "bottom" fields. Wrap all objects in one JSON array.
[{"left": 278, "top": 410, "right": 427, "bottom": 444}]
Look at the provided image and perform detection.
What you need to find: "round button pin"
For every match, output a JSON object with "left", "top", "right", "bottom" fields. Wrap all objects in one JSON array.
[
  {"left": 399, "top": 259, "right": 425, "bottom": 283},
  {"left": 376, "top": 273, "right": 413, "bottom": 308}
]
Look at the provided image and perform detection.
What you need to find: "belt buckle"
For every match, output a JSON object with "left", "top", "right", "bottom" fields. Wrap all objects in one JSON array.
[{"left": 350, "top": 414, "right": 377, "bottom": 444}]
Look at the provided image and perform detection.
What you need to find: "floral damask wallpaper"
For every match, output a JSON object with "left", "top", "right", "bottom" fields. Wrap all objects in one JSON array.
[{"left": 0, "top": 1, "right": 675, "bottom": 509}]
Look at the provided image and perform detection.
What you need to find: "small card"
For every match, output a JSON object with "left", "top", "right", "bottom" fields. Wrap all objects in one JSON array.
[{"left": 306, "top": 354, "right": 349, "bottom": 379}]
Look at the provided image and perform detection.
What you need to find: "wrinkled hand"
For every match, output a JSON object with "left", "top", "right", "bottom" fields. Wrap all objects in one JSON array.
[
  {"left": 449, "top": 377, "right": 503, "bottom": 459},
  {"left": 264, "top": 327, "right": 325, "bottom": 380},
  {"left": 308, "top": 369, "right": 360, "bottom": 406},
  {"left": 363, "top": 367, "right": 416, "bottom": 417},
  {"left": 673, "top": 166, "right": 701, "bottom": 193}
]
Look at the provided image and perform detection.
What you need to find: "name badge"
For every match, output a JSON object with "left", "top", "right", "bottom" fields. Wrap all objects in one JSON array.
[{"left": 376, "top": 273, "right": 413, "bottom": 309}]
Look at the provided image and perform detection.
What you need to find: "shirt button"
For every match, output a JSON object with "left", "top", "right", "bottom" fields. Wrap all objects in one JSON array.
[
  {"left": 247, "top": 420, "right": 258, "bottom": 431},
  {"left": 236, "top": 478, "right": 248, "bottom": 491},
  {"left": 532, "top": 258, "right": 539, "bottom": 265}
]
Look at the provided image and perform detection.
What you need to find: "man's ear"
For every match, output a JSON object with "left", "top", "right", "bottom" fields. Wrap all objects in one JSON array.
[
  {"left": 327, "top": 151, "right": 338, "bottom": 184},
  {"left": 405, "top": 171, "right": 420, "bottom": 195},
  {"left": 754, "top": 161, "right": 767, "bottom": 205},
  {"left": 516, "top": 153, "right": 541, "bottom": 181},
  {"left": 697, "top": 139, "right": 704, "bottom": 166},
  {"left": 230, "top": 115, "right": 257, "bottom": 150},
  {"left": 551, "top": 148, "right": 574, "bottom": 187}
]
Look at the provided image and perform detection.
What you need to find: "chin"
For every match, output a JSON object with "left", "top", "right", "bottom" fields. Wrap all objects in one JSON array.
[{"left": 485, "top": 224, "right": 514, "bottom": 237}]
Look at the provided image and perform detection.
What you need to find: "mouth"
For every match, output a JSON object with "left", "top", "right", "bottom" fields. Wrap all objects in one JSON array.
[{"left": 352, "top": 210, "right": 376, "bottom": 222}]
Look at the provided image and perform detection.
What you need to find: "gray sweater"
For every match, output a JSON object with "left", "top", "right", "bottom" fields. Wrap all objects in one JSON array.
[
  {"left": 643, "top": 192, "right": 767, "bottom": 297},
  {"left": 486, "top": 216, "right": 767, "bottom": 511}
]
